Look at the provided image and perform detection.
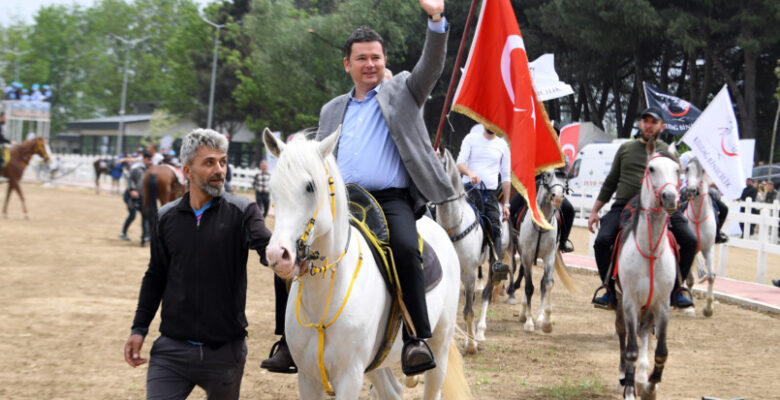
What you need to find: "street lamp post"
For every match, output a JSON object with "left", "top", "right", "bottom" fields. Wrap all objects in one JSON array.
[
  {"left": 110, "top": 34, "right": 150, "bottom": 155},
  {"left": 3, "top": 49, "right": 31, "bottom": 82},
  {"left": 199, "top": 15, "right": 225, "bottom": 130}
]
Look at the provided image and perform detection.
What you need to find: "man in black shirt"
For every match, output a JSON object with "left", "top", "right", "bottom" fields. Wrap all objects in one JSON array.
[{"left": 124, "top": 129, "right": 272, "bottom": 399}]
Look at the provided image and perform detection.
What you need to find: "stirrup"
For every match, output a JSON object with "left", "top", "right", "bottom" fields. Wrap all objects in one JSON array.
[
  {"left": 672, "top": 287, "right": 695, "bottom": 309},
  {"left": 591, "top": 285, "right": 614, "bottom": 310}
]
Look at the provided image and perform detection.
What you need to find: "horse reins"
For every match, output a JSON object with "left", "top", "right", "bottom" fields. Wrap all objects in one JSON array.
[{"left": 630, "top": 155, "right": 678, "bottom": 311}]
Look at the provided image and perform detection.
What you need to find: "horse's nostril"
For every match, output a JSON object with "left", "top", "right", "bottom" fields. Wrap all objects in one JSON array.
[{"left": 281, "top": 248, "right": 291, "bottom": 261}]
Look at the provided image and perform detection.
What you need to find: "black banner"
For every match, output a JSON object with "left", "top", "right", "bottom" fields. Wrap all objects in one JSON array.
[{"left": 643, "top": 83, "right": 702, "bottom": 135}]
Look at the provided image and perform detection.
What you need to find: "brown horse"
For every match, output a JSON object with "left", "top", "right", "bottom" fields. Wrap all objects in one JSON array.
[
  {"left": 2, "top": 137, "right": 51, "bottom": 218},
  {"left": 143, "top": 164, "right": 187, "bottom": 242},
  {"left": 93, "top": 158, "right": 115, "bottom": 195}
]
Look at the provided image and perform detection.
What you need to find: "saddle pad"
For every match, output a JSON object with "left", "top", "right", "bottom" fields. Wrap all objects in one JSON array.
[{"left": 163, "top": 164, "right": 187, "bottom": 186}]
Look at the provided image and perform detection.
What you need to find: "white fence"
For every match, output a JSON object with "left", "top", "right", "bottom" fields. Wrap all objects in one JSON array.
[
  {"left": 568, "top": 194, "right": 780, "bottom": 283},
  {"left": 23, "top": 153, "right": 261, "bottom": 193}
]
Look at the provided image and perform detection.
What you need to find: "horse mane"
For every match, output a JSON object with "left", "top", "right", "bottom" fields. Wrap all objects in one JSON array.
[{"left": 271, "top": 132, "right": 348, "bottom": 224}]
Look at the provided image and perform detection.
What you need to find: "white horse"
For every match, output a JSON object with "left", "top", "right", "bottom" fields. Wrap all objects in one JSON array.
[
  {"left": 613, "top": 146, "right": 680, "bottom": 400},
  {"left": 507, "top": 170, "right": 565, "bottom": 333},
  {"left": 682, "top": 156, "right": 716, "bottom": 317},
  {"left": 263, "top": 128, "right": 469, "bottom": 400},
  {"left": 434, "top": 149, "right": 509, "bottom": 354}
]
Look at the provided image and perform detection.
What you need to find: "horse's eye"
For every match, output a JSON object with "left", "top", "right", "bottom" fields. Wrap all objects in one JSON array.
[
  {"left": 306, "top": 181, "right": 315, "bottom": 193},
  {"left": 649, "top": 166, "right": 655, "bottom": 173}
]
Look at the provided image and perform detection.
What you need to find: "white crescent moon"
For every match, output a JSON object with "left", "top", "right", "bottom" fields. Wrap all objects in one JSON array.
[
  {"left": 501, "top": 35, "right": 525, "bottom": 105},
  {"left": 562, "top": 143, "right": 576, "bottom": 158}
]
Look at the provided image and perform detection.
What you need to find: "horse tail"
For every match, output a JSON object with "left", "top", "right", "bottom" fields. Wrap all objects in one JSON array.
[
  {"left": 554, "top": 250, "right": 579, "bottom": 294},
  {"left": 441, "top": 340, "right": 473, "bottom": 400},
  {"left": 145, "top": 172, "right": 159, "bottom": 240}
]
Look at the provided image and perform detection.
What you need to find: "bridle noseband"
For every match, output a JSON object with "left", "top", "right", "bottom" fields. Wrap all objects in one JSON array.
[{"left": 295, "top": 162, "right": 337, "bottom": 270}]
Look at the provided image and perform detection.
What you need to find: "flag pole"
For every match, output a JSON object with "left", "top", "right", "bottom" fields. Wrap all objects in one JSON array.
[{"left": 433, "top": 0, "right": 480, "bottom": 151}]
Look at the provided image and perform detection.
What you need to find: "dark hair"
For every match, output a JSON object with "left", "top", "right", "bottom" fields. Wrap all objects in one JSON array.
[
  {"left": 343, "top": 26, "right": 385, "bottom": 59},
  {"left": 142, "top": 151, "right": 153, "bottom": 159}
]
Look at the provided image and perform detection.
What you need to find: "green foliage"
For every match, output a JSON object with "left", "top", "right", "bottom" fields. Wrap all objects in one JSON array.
[{"left": 539, "top": 377, "right": 604, "bottom": 399}]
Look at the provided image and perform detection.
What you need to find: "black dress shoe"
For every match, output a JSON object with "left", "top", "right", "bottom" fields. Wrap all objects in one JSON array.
[
  {"left": 560, "top": 240, "right": 575, "bottom": 253},
  {"left": 260, "top": 339, "right": 297, "bottom": 374},
  {"left": 715, "top": 232, "right": 729, "bottom": 244},
  {"left": 772, "top": 279, "right": 780, "bottom": 288},
  {"left": 401, "top": 338, "right": 436, "bottom": 376},
  {"left": 491, "top": 261, "right": 510, "bottom": 282}
]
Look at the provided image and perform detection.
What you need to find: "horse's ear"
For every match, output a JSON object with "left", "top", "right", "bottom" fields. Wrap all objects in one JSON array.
[
  {"left": 668, "top": 142, "right": 678, "bottom": 157},
  {"left": 263, "top": 127, "right": 285, "bottom": 158},
  {"left": 318, "top": 125, "right": 341, "bottom": 157}
]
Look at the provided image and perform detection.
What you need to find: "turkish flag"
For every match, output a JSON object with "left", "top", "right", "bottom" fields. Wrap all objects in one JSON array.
[{"left": 452, "top": 0, "right": 564, "bottom": 229}]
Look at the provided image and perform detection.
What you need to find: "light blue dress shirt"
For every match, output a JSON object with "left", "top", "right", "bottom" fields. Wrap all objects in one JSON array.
[{"left": 336, "top": 18, "right": 447, "bottom": 191}]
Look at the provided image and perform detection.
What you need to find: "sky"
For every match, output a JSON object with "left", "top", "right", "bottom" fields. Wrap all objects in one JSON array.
[{"left": 1, "top": 0, "right": 210, "bottom": 27}]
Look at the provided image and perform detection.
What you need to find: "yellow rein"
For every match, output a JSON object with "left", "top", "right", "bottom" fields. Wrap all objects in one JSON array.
[
  {"left": 293, "top": 161, "right": 357, "bottom": 396},
  {"left": 294, "top": 237, "right": 363, "bottom": 397}
]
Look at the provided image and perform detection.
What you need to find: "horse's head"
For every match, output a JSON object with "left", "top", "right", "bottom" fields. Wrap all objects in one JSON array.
[
  {"left": 537, "top": 170, "right": 565, "bottom": 209},
  {"left": 683, "top": 156, "right": 707, "bottom": 200},
  {"left": 643, "top": 150, "right": 681, "bottom": 214},
  {"left": 440, "top": 148, "right": 465, "bottom": 195},
  {"left": 27, "top": 137, "right": 51, "bottom": 163},
  {"left": 262, "top": 126, "right": 347, "bottom": 280}
]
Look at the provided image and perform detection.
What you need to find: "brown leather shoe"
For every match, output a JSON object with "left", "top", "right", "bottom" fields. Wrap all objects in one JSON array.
[
  {"left": 401, "top": 338, "right": 436, "bottom": 376},
  {"left": 260, "top": 339, "right": 297, "bottom": 374}
]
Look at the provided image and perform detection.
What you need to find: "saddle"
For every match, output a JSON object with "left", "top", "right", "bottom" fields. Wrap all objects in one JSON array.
[
  {"left": 162, "top": 164, "right": 187, "bottom": 186},
  {"left": 512, "top": 204, "right": 563, "bottom": 242},
  {"left": 346, "top": 183, "right": 443, "bottom": 372}
]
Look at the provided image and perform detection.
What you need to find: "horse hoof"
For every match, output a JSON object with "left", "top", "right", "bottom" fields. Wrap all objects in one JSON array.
[
  {"left": 703, "top": 307, "right": 713, "bottom": 318},
  {"left": 404, "top": 375, "right": 419, "bottom": 388},
  {"left": 475, "top": 330, "right": 486, "bottom": 342},
  {"left": 684, "top": 308, "right": 697, "bottom": 318},
  {"left": 518, "top": 314, "right": 527, "bottom": 323},
  {"left": 506, "top": 297, "right": 517, "bottom": 305},
  {"left": 465, "top": 341, "right": 478, "bottom": 355},
  {"left": 523, "top": 322, "right": 534, "bottom": 333},
  {"left": 541, "top": 321, "right": 553, "bottom": 333}
]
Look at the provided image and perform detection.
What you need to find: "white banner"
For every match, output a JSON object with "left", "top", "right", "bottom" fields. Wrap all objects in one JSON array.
[
  {"left": 528, "top": 54, "right": 574, "bottom": 101},
  {"left": 680, "top": 85, "right": 745, "bottom": 200}
]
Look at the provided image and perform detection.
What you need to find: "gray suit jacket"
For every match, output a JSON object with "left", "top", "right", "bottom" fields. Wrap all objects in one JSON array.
[{"left": 316, "top": 27, "right": 457, "bottom": 215}]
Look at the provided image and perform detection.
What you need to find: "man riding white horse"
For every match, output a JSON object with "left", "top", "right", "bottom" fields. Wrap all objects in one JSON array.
[
  {"left": 589, "top": 107, "right": 697, "bottom": 309},
  {"left": 262, "top": 0, "right": 455, "bottom": 376},
  {"left": 456, "top": 123, "right": 511, "bottom": 280}
]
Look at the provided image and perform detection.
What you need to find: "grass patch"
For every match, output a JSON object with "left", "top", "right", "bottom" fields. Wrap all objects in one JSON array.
[{"left": 539, "top": 377, "right": 604, "bottom": 399}]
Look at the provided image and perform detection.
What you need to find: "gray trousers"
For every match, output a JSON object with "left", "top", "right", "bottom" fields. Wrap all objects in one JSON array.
[{"left": 146, "top": 335, "right": 247, "bottom": 400}]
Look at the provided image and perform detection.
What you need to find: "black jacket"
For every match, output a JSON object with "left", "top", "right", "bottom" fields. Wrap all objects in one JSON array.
[{"left": 131, "top": 192, "right": 272, "bottom": 345}]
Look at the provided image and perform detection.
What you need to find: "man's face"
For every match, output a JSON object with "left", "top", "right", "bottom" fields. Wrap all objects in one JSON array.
[
  {"left": 344, "top": 41, "right": 386, "bottom": 93},
  {"left": 638, "top": 115, "right": 665, "bottom": 142},
  {"left": 143, "top": 156, "right": 152, "bottom": 168},
  {"left": 260, "top": 161, "right": 268, "bottom": 171},
  {"left": 184, "top": 146, "right": 227, "bottom": 197}
]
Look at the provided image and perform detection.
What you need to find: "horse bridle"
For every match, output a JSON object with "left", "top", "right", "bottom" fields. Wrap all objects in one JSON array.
[
  {"left": 642, "top": 154, "right": 680, "bottom": 213},
  {"left": 295, "top": 162, "right": 337, "bottom": 270}
]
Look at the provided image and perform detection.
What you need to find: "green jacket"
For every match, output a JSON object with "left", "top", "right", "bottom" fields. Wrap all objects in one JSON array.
[{"left": 597, "top": 139, "right": 669, "bottom": 203}]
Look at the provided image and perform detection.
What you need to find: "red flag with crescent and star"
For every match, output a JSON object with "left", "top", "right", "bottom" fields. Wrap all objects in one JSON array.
[{"left": 451, "top": 0, "right": 564, "bottom": 229}]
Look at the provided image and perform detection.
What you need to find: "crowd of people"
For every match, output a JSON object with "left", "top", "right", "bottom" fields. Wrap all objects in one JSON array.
[{"left": 3, "top": 82, "right": 53, "bottom": 102}]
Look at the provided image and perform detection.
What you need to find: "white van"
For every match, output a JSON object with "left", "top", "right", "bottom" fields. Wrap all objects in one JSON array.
[{"left": 566, "top": 139, "right": 630, "bottom": 201}]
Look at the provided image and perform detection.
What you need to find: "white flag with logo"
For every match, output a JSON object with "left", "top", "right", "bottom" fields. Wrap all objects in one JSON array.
[{"left": 680, "top": 85, "right": 745, "bottom": 200}]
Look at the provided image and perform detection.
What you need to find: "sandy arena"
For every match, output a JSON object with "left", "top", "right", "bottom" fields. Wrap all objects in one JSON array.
[{"left": 1, "top": 183, "right": 778, "bottom": 399}]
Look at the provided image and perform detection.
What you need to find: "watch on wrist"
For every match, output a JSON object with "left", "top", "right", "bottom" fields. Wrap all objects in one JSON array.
[
  {"left": 503, "top": 203, "right": 510, "bottom": 208},
  {"left": 428, "top": 12, "right": 443, "bottom": 21}
]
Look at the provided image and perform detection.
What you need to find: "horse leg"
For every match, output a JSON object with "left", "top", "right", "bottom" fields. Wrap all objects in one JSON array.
[
  {"left": 643, "top": 307, "right": 669, "bottom": 400},
  {"left": 521, "top": 259, "right": 535, "bottom": 332},
  {"left": 297, "top": 373, "right": 326, "bottom": 400},
  {"left": 95, "top": 173, "right": 100, "bottom": 194},
  {"left": 635, "top": 311, "right": 655, "bottom": 390},
  {"left": 536, "top": 257, "right": 555, "bottom": 333},
  {"left": 621, "top": 299, "right": 639, "bottom": 400},
  {"left": 506, "top": 245, "right": 522, "bottom": 305},
  {"left": 615, "top": 298, "right": 628, "bottom": 392},
  {"left": 12, "top": 182, "right": 29, "bottom": 218},
  {"left": 421, "top": 331, "right": 449, "bottom": 400},
  {"left": 475, "top": 271, "right": 494, "bottom": 342},
  {"left": 462, "top": 267, "right": 479, "bottom": 352},
  {"left": 366, "top": 367, "right": 402, "bottom": 400},
  {"left": 3, "top": 183, "right": 12, "bottom": 218},
  {"left": 702, "top": 247, "right": 715, "bottom": 318}
]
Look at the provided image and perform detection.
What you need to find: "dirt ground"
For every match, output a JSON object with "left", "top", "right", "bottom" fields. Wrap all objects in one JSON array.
[{"left": 1, "top": 183, "right": 779, "bottom": 399}]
